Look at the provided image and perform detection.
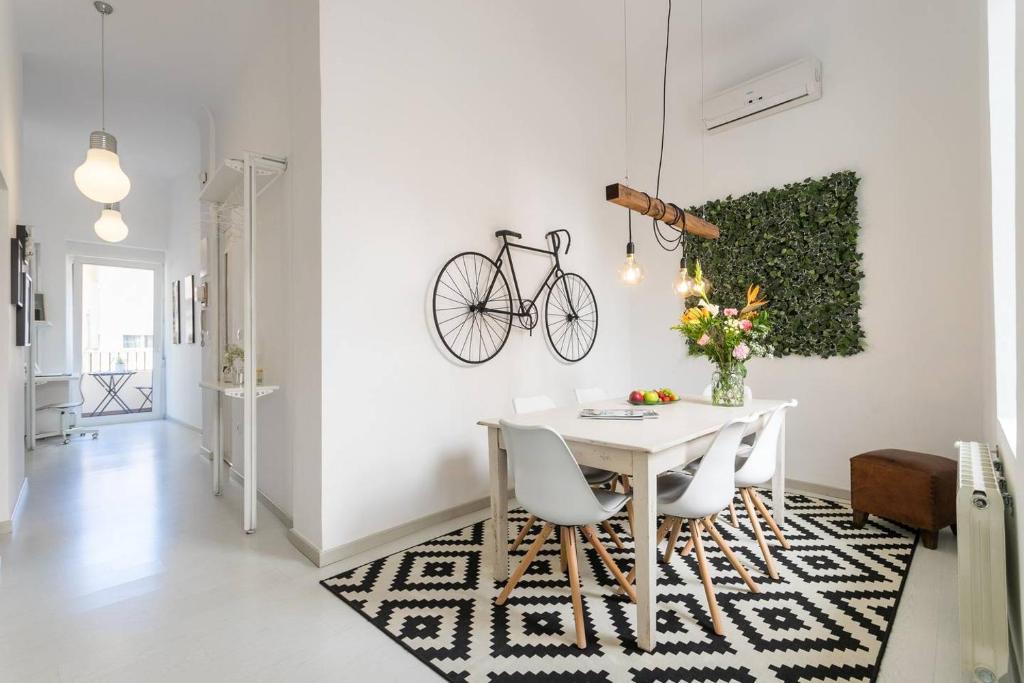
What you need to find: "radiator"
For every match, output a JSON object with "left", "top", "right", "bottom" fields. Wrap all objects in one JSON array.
[{"left": 956, "top": 441, "right": 1009, "bottom": 683}]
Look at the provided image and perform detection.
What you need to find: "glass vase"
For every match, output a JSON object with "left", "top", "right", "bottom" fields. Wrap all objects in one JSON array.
[{"left": 711, "top": 363, "right": 746, "bottom": 406}]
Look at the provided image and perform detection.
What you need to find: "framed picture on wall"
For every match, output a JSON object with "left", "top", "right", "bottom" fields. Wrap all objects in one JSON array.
[
  {"left": 183, "top": 275, "right": 195, "bottom": 344},
  {"left": 171, "top": 279, "right": 180, "bottom": 344}
]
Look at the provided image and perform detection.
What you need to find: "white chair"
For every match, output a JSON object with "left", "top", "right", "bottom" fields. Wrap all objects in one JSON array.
[
  {"left": 695, "top": 383, "right": 756, "bottom": 528},
  {"left": 731, "top": 403, "right": 795, "bottom": 580},
  {"left": 36, "top": 379, "right": 99, "bottom": 444},
  {"left": 574, "top": 387, "right": 608, "bottom": 404},
  {"left": 510, "top": 395, "right": 627, "bottom": 553},
  {"left": 496, "top": 421, "right": 637, "bottom": 648},
  {"left": 650, "top": 415, "right": 761, "bottom": 635}
]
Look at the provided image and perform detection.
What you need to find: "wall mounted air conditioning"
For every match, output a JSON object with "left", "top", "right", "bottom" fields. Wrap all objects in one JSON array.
[{"left": 702, "top": 57, "right": 822, "bottom": 133}]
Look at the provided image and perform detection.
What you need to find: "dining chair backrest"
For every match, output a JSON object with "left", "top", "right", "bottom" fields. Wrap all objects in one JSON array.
[
  {"left": 701, "top": 383, "right": 753, "bottom": 402},
  {"left": 574, "top": 387, "right": 607, "bottom": 404},
  {"left": 735, "top": 403, "right": 793, "bottom": 486},
  {"left": 499, "top": 420, "right": 606, "bottom": 525},
  {"left": 681, "top": 415, "right": 758, "bottom": 517},
  {"left": 513, "top": 395, "right": 557, "bottom": 415}
]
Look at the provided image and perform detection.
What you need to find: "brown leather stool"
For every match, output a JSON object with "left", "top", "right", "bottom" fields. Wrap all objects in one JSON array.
[{"left": 850, "top": 449, "right": 956, "bottom": 549}]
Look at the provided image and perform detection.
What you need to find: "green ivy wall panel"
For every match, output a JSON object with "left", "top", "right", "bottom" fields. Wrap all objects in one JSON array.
[{"left": 687, "top": 170, "right": 864, "bottom": 357}]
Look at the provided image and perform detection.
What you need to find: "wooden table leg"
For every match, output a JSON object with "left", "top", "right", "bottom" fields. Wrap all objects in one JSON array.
[
  {"left": 489, "top": 427, "right": 510, "bottom": 582},
  {"left": 772, "top": 414, "right": 786, "bottom": 524},
  {"left": 632, "top": 452, "right": 657, "bottom": 651}
]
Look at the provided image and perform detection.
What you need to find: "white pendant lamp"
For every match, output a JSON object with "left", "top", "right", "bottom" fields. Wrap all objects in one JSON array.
[
  {"left": 74, "top": 1, "right": 131, "bottom": 204},
  {"left": 94, "top": 202, "right": 128, "bottom": 243}
]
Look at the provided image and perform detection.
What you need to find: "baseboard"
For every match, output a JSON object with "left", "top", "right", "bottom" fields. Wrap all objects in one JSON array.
[
  {"left": 0, "top": 477, "right": 28, "bottom": 534},
  {"left": 304, "top": 493, "right": 510, "bottom": 569},
  {"left": 786, "top": 477, "right": 849, "bottom": 501},
  {"left": 195, "top": 448, "right": 293, "bottom": 528},
  {"left": 227, "top": 467, "right": 293, "bottom": 529},
  {"left": 166, "top": 416, "right": 201, "bottom": 433}
]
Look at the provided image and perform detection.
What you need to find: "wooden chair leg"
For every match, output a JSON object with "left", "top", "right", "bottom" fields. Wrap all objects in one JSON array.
[
  {"left": 497, "top": 522, "right": 554, "bottom": 605},
  {"left": 618, "top": 475, "right": 636, "bottom": 537},
  {"left": 601, "top": 520, "right": 625, "bottom": 550},
  {"left": 563, "top": 527, "right": 587, "bottom": 649},
  {"left": 751, "top": 489, "right": 790, "bottom": 549},
  {"left": 702, "top": 517, "right": 759, "bottom": 593},
  {"left": 689, "top": 519, "right": 724, "bottom": 636},
  {"left": 559, "top": 526, "right": 568, "bottom": 573},
  {"left": 510, "top": 515, "right": 537, "bottom": 552},
  {"left": 663, "top": 517, "right": 683, "bottom": 564},
  {"left": 728, "top": 502, "right": 739, "bottom": 528},
  {"left": 581, "top": 525, "right": 637, "bottom": 603},
  {"left": 626, "top": 519, "right": 675, "bottom": 586},
  {"left": 740, "top": 488, "right": 778, "bottom": 580}
]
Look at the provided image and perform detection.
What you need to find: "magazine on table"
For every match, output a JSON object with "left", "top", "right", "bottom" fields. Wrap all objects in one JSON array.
[{"left": 579, "top": 408, "right": 659, "bottom": 420}]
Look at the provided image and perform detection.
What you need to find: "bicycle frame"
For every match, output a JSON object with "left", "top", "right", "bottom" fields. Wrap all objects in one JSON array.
[{"left": 479, "top": 231, "right": 577, "bottom": 320}]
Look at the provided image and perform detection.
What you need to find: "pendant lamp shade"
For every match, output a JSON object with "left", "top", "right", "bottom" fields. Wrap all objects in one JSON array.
[
  {"left": 94, "top": 202, "right": 128, "bottom": 243},
  {"left": 75, "top": 130, "right": 130, "bottom": 203}
]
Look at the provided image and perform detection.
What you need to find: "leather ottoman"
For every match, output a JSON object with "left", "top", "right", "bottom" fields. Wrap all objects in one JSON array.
[{"left": 850, "top": 449, "right": 957, "bottom": 549}]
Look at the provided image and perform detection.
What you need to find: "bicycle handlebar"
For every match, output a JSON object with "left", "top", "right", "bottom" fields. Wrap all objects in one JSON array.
[{"left": 545, "top": 229, "right": 572, "bottom": 255}]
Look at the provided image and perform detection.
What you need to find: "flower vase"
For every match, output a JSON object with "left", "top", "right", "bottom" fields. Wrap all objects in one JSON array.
[{"left": 711, "top": 363, "right": 746, "bottom": 406}]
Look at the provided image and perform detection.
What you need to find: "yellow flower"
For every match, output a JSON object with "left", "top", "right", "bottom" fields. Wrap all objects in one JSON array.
[
  {"left": 681, "top": 307, "right": 710, "bottom": 325},
  {"left": 740, "top": 284, "right": 767, "bottom": 316}
]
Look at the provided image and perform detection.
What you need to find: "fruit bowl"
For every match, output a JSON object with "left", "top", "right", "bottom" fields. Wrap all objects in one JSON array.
[{"left": 627, "top": 388, "right": 680, "bottom": 406}]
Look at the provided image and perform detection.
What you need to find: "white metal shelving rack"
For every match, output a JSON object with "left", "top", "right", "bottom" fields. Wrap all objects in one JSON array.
[{"left": 199, "top": 152, "right": 286, "bottom": 533}]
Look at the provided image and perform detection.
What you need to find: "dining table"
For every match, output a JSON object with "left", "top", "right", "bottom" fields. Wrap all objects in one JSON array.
[{"left": 479, "top": 394, "right": 795, "bottom": 652}]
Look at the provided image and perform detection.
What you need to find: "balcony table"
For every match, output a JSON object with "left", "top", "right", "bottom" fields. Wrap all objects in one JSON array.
[{"left": 479, "top": 395, "right": 794, "bottom": 652}]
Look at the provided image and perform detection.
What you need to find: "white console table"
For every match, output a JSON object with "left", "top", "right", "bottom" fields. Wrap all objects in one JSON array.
[{"left": 199, "top": 380, "right": 280, "bottom": 533}]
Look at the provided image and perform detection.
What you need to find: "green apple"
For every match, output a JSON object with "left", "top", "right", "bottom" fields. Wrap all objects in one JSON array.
[{"left": 643, "top": 390, "right": 660, "bottom": 404}]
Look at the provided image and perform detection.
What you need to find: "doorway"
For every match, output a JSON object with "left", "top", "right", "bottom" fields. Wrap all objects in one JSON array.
[{"left": 72, "top": 257, "right": 164, "bottom": 424}]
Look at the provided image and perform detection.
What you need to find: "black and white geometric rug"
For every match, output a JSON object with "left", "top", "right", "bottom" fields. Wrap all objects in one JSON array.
[{"left": 321, "top": 491, "right": 917, "bottom": 682}]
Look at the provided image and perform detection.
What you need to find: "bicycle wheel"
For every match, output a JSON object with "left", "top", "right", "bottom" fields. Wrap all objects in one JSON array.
[
  {"left": 545, "top": 272, "right": 598, "bottom": 362},
  {"left": 433, "top": 252, "right": 512, "bottom": 364}
]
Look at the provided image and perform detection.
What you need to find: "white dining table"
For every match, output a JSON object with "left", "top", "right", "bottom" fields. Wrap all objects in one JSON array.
[{"left": 479, "top": 394, "right": 794, "bottom": 652}]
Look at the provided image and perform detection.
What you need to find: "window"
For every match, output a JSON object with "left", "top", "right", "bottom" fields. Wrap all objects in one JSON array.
[
  {"left": 122, "top": 334, "right": 153, "bottom": 349},
  {"left": 989, "top": 0, "right": 1016, "bottom": 451}
]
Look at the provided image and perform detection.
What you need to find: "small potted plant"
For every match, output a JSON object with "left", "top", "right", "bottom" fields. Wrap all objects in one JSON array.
[
  {"left": 223, "top": 344, "right": 244, "bottom": 384},
  {"left": 671, "top": 264, "right": 772, "bottom": 406}
]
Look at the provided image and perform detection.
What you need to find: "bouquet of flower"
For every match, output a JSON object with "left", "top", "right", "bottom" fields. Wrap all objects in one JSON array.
[{"left": 670, "top": 263, "right": 773, "bottom": 406}]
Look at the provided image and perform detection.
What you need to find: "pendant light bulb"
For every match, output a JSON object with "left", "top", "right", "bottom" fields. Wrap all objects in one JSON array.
[
  {"left": 94, "top": 202, "right": 128, "bottom": 243},
  {"left": 75, "top": 1, "right": 130, "bottom": 203},
  {"left": 618, "top": 241, "right": 644, "bottom": 285},
  {"left": 75, "top": 131, "right": 130, "bottom": 203},
  {"left": 672, "top": 259, "right": 695, "bottom": 298}
]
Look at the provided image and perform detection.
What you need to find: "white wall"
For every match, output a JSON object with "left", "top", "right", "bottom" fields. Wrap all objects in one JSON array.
[
  {"left": 0, "top": 0, "right": 25, "bottom": 528},
  {"left": 205, "top": 0, "right": 321, "bottom": 531},
  {"left": 318, "top": 0, "right": 634, "bottom": 551},
  {"left": 164, "top": 171, "right": 202, "bottom": 429},
  {"left": 625, "top": 0, "right": 989, "bottom": 493}
]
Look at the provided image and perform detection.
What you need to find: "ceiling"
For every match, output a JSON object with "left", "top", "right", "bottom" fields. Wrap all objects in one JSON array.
[{"left": 16, "top": 0, "right": 284, "bottom": 177}]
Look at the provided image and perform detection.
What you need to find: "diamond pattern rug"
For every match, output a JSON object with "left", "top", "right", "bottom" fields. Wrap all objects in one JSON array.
[{"left": 320, "top": 492, "right": 917, "bottom": 682}]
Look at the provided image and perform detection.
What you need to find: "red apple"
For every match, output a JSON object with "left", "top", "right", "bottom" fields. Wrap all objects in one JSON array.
[{"left": 628, "top": 390, "right": 644, "bottom": 403}]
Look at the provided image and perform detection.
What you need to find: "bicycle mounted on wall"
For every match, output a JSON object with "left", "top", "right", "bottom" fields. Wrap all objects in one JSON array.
[{"left": 432, "top": 229, "right": 598, "bottom": 364}]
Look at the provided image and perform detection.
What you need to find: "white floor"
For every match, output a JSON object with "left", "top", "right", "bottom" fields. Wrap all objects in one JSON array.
[{"left": 0, "top": 420, "right": 959, "bottom": 682}]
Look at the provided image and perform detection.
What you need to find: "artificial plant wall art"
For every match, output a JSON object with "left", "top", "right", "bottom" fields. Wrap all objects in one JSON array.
[{"left": 686, "top": 170, "right": 864, "bottom": 358}]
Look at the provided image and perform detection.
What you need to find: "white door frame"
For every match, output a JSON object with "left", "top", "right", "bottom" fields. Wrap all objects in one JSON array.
[{"left": 71, "top": 252, "right": 166, "bottom": 425}]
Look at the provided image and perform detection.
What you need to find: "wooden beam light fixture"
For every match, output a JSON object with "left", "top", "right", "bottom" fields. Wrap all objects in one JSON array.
[{"left": 605, "top": 183, "right": 720, "bottom": 240}]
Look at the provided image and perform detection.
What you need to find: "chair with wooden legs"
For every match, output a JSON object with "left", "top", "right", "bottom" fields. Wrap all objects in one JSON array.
[
  {"left": 646, "top": 415, "right": 761, "bottom": 636},
  {"left": 509, "top": 396, "right": 622, "bottom": 553},
  {"left": 496, "top": 420, "right": 637, "bottom": 649}
]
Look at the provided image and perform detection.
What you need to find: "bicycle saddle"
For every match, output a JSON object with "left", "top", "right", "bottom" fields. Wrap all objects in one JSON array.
[{"left": 495, "top": 229, "right": 522, "bottom": 240}]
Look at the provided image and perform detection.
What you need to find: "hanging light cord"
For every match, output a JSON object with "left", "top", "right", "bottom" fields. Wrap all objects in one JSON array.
[
  {"left": 650, "top": 0, "right": 684, "bottom": 253},
  {"left": 100, "top": 9, "right": 106, "bottom": 131}
]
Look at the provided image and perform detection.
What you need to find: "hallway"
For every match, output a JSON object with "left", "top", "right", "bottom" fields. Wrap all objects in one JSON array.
[{"left": 0, "top": 421, "right": 430, "bottom": 682}]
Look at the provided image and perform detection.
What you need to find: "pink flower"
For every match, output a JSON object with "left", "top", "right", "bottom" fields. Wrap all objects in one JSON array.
[
  {"left": 723, "top": 308, "right": 738, "bottom": 317},
  {"left": 739, "top": 319, "right": 753, "bottom": 331},
  {"left": 697, "top": 334, "right": 710, "bottom": 346},
  {"left": 732, "top": 342, "right": 750, "bottom": 360}
]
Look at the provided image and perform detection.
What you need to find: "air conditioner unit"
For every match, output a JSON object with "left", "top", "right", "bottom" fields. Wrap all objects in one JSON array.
[{"left": 702, "top": 57, "right": 822, "bottom": 132}]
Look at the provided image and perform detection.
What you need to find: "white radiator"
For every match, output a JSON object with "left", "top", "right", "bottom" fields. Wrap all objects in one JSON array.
[{"left": 956, "top": 441, "right": 1010, "bottom": 683}]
